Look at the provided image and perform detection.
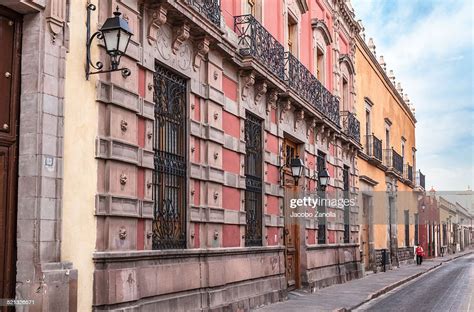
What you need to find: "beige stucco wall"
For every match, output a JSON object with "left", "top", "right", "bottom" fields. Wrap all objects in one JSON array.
[
  {"left": 355, "top": 39, "right": 416, "bottom": 160},
  {"left": 355, "top": 34, "right": 417, "bottom": 251},
  {"left": 62, "top": 0, "right": 98, "bottom": 311}
]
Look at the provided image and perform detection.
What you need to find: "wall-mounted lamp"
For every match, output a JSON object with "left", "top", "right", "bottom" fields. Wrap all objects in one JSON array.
[
  {"left": 86, "top": 4, "right": 133, "bottom": 80},
  {"left": 290, "top": 157, "right": 304, "bottom": 185},
  {"left": 318, "top": 168, "right": 330, "bottom": 192}
]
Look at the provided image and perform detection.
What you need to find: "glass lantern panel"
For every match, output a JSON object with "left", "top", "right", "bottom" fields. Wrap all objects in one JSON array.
[
  {"left": 102, "top": 29, "right": 119, "bottom": 54},
  {"left": 118, "top": 30, "right": 131, "bottom": 54}
]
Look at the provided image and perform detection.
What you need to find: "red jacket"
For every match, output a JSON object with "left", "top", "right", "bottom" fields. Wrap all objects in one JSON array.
[{"left": 416, "top": 246, "right": 424, "bottom": 256}]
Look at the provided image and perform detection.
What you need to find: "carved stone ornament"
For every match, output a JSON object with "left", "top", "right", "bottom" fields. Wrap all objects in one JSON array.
[
  {"left": 193, "top": 36, "right": 210, "bottom": 71},
  {"left": 254, "top": 80, "right": 267, "bottom": 105},
  {"left": 46, "top": 0, "right": 66, "bottom": 42},
  {"left": 266, "top": 89, "right": 278, "bottom": 115},
  {"left": 241, "top": 71, "right": 255, "bottom": 101},
  {"left": 321, "top": 127, "right": 332, "bottom": 146},
  {"left": 120, "top": 173, "right": 128, "bottom": 185},
  {"left": 172, "top": 23, "right": 190, "bottom": 55},
  {"left": 306, "top": 118, "right": 317, "bottom": 138},
  {"left": 280, "top": 99, "right": 292, "bottom": 122},
  {"left": 147, "top": 5, "right": 167, "bottom": 45},
  {"left": 119, "top": 227, "right": 127, "bottom": 240},
  {"left": 294, "top": 109, "right": 305, "bottom": 131}
]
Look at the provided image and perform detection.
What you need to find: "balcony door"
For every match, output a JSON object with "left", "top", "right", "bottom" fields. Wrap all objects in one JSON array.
[{"left": 0, "top": 6, "right": 21, "bottom": 304}]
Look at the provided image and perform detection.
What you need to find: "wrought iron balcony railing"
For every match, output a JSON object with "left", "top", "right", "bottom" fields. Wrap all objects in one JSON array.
[
  {"left": 234, "top": 14, "right": 285, "bottom": 80},
  {"left": 365, "top": 134, "right": 382, "bottom": 161},
  {"left": 340, "top": 111, "right": 360, "bottom": 142},
  {"left": 405, "top": 164, "right": 413, "bottom": 182},
  {"left": 416, "top": 170, "right": 425, "bottom": 189},
  {"left": 384, "top": 148, "right": 403, "bottom": 175},
  {"left": 392, "top": 150, "right": 404, "bottom": 174},
  {"left": 284, "top": 52, "right": 340, "bottom": 126},
  {"left": 186, "top": 0, "right": 221, "bottom": 27}
]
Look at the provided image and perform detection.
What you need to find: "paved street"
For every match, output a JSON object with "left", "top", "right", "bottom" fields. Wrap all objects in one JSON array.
[
  {"left": 255, "top": 250, "right": 473, "bottom": 312},
  {"left": 357, "top": 253, "right": 474, "bottom": 312}
]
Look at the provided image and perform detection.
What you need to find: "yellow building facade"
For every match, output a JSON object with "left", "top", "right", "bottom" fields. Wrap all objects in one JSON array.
[{"left": 355, "top": 33, "right": 422, "bottom": 271}]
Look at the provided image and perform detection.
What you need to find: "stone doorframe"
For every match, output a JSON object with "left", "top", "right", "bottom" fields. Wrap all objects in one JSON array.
[{"left": 1, "top": 0, "right": 77, "bottom": 310}]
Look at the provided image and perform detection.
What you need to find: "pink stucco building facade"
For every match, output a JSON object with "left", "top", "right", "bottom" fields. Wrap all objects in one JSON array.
[
  {"left": 90, "top": 0, "right": 363, "bottom": 309},
  {"left": 0, "top": 0, "right": 363, "bottom": 310}
]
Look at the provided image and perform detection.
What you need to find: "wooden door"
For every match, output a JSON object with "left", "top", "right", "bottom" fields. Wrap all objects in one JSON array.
[
  {"left": 283, "top": 140, "right": 299, "bottom": 290},
  {"left": 0, "top": 5, "right": 21, "bottom": 304},
  {"left": 361, "top": 195, "right": 370, "bottom": 270}
]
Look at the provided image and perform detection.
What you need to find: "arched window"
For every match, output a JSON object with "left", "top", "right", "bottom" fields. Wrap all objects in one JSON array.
[
  {"left": 311, "top": 19, "right": 332, "bottom": 86},
  {"left": 339, "top": 55, "right": 355, "bottom": 111}
]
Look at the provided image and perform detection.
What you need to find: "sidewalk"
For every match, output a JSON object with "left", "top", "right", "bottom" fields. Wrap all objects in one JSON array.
[{"left": 255, "top": 249, "right": 473, "bottom": 312}]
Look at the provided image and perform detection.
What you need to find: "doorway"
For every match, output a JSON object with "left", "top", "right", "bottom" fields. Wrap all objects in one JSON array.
[
  {"left": 360, "top": 194, "right": 371, "bottom": 271},
  {"left": 0, "top": 5, "right": 21, "bottom": 303},
  {"left": 282, "top": 139, "right": 300, "bottom": 290}
]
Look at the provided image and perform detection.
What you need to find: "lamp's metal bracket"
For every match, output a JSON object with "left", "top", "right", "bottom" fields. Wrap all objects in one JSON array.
[{"left": 86, "top": 3, "right": 131, "bottom": 80}]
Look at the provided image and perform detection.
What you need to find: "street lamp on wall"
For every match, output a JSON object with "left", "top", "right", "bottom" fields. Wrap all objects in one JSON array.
[
  {"left": 86, "top": 4, "right": 133, "bottom": 80},
  {"left": 318, "top": 168, "right": 330, "bottom": 192},
  {"left": 290, "top": 157, "right": 304, "bottom": 185}
]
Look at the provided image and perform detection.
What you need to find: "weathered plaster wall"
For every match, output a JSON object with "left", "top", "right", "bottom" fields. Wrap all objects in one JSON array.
[{"left": 62, "top": 0, "right": 98, "bottom": 310}]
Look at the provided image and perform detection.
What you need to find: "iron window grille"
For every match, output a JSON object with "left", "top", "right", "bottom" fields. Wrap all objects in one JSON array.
[
  {"left": 244, "top": 112, "right": 263, "bottom": 246},
  {"left": 404, "top": 210, "right": 409, "bottom": 247},
  {"left": 317, "top": 151, "right": 327, "bottom": 244},
  {"left": 415, "top": 213, "right": 419, "bottom": 246},
  {"left": 152, "top": 63, "right": 187, "bottom": 250},
  {"left": 343, "top": 165, "right": 350, "bottom": 243}
]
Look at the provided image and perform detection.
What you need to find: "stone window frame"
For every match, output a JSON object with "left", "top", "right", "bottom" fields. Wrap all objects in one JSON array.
[
  {"left": 311, "top": 19, "right": 332, "bottom": 86},
  {"left": 339, "top": 55, "right": 355, "bottom": 112},
  {"left": 286, "top": 9, "right": 300, "bottom": 56}
]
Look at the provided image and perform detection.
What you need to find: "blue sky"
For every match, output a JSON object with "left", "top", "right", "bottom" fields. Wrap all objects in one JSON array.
[{"left": 352, "top": 0, "right": 474, "bottom": 191}]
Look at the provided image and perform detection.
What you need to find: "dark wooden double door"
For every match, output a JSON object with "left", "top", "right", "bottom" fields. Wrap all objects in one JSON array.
[{"left": 0, "top": 6, "right": 21, "bottom": 303}]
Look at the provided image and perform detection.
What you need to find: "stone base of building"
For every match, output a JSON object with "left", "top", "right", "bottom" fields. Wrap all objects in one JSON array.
[
  {"left": 397, "top": 247, "right": 415, "bottom": 265},
  {"left": 92, "top": 247, "right": 286, "bottom": 311},
  {"left": 16, "top": 262, "right": 78, "bottom": 312},
  {"left": 303, "top": 244, "right": 363, "bottom": 291},
  {"left": 374, "top": 249, "right": 392, "bottom": 272},
  {"left": 94, "top": 277, "right": 286, "bottom": 312}
]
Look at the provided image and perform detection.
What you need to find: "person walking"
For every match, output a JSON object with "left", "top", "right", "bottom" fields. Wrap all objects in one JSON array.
[{"left": 416, "top": 244, "right": 424, "bottom": 265}]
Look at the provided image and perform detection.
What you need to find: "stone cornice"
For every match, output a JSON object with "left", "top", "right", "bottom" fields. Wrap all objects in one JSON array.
[
  {"left": 359, "top": 175, "right": 379, "bottom": 186},
  {"left": 356, "top": 34, "right": 417, "bottom": 124},
  {"left": 93, "top": 246, "right": 285, "bottom": 263},
  {"left": 336, "top": 0, "right": 361, "bottom": 34},
  {"left": 1, "top": 0, "right": 45, "bottom": 13}
]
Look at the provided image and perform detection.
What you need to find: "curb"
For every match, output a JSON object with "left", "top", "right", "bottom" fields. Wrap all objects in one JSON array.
[
  {"left": 334, "top": 251, "right": 473, "bottom": 312},
  {"left": 440, "top": 250, "right": 473, "bottom": 263}
]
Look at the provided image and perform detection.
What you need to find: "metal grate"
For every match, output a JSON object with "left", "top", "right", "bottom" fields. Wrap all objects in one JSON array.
[
  {"left": 244, "top": 112, "right": 263, "bottom": 246},
  {"left": 152, "top": 63, "right": 187, "bottom": 250},
  {"left": 343, "top": 165, "right": 350, "bottom": 243},
  {"left": 317, "top": 151, "right": 327, "bottom": 244}
]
